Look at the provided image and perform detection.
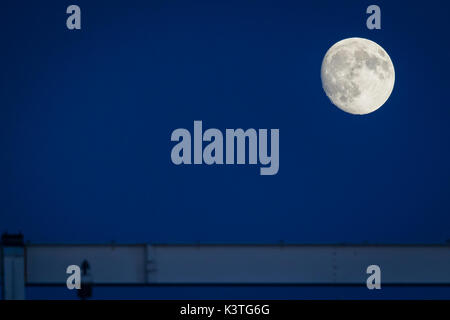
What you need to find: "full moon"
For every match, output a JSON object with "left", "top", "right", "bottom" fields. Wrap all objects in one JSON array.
[{"left": 321, "top": 37, "right": 395, "bottom": 115}]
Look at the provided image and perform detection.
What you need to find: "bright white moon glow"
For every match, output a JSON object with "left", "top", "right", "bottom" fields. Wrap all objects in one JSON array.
[{"left": 321, "top": 37, "right": 395, "bottom": 115}]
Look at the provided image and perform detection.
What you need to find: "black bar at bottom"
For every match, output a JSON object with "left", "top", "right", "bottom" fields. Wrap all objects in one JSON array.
[{"left": 0, "top": 300, "right": 448, "bottom": 318}]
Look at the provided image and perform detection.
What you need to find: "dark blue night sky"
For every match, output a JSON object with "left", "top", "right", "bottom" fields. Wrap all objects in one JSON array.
[{"left": 1, "top": 0, "right": 450, "bottom": 246}]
